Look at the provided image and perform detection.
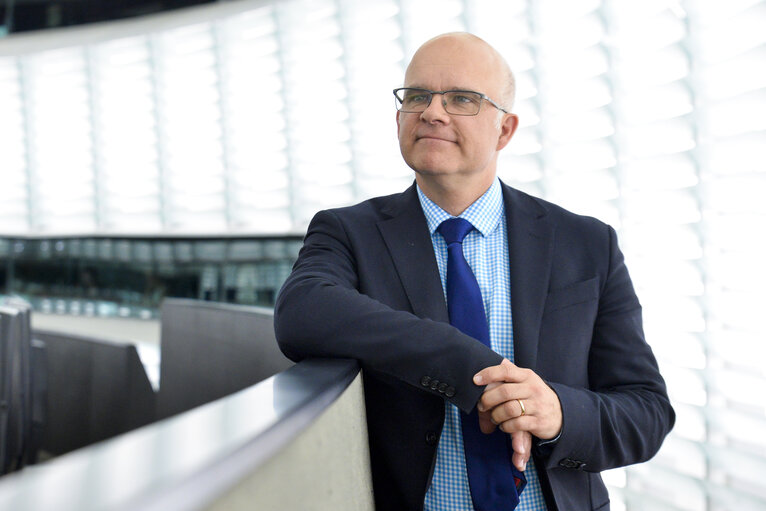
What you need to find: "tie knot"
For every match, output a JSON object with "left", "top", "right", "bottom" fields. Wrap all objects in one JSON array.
[{"left": 437, "top": 217, "right": 475, "bottom": 245}]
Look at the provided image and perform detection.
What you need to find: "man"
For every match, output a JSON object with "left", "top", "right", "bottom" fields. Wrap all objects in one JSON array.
[{"left": 274, "top": 32, "right": 674, "bottom": 510}]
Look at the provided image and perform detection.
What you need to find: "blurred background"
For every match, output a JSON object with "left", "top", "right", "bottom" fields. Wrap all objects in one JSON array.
[{"left": 0, "top": 0, "right": 764, "bottom": 509}]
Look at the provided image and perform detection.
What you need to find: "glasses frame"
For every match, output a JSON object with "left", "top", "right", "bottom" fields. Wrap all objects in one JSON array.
[{"left": 393, "top": 87, "right": 510, "bottom": 116}]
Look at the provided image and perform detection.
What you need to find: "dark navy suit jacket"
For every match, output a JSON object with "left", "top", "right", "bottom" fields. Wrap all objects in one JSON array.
[{"left": 274, "top": 181, "right": 674, "bottom": 511}]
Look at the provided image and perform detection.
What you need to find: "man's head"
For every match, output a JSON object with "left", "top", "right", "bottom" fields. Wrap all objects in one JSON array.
[{"left": 396, "top": 33, "right": 519, "bottom": 194}]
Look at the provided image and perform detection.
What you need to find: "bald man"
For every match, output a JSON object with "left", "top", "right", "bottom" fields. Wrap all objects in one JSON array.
[{"left": 275, "top": 33, "right": 674, "bottom": 511}]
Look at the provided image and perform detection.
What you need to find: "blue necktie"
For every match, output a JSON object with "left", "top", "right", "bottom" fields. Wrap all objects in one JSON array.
[{"left": 438, "top": 217, "right": 526, "bottom": 511}]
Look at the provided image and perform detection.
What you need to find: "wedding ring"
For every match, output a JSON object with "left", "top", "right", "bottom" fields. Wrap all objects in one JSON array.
[{"left": 517, "top": 399, "right": 526, "bottom": 417}]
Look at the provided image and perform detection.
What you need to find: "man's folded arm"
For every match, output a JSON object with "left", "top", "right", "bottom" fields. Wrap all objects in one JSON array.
[{"left": 274, "top": 209, "right": 503, "bottom": 413}]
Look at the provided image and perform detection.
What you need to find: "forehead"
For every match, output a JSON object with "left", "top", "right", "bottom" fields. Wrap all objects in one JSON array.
[{"left": 404, "top": 40, "right": 501, "bottom": 95}]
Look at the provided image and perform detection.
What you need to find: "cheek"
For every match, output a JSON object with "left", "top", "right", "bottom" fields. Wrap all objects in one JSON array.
[
  {"left": 475, "top": 127, "right": 500, "bottom": 155},
  {"left": 397, "top": 120, "right": 419, "bottom": 152},
  {"left": 400, "top": 113, "right": 417, "bottom": 130}
]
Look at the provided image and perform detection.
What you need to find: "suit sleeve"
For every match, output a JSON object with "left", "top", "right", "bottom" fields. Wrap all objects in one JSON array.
[
  {"left": 274, "top": 208, "right": 503, "bottom": 413},
  {"left": 538, "top": 225, "right": 675, "bottom": 472}
]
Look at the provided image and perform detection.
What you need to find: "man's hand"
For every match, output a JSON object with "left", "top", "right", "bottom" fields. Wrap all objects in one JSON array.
[
  {"left": 477, "top": 393, "right": 533, "bottom": 472},
  {"left": 474, "top": 359, "right": 563, "bottom": 443}
]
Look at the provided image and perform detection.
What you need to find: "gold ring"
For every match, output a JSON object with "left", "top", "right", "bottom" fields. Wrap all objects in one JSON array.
[{"left": 517, "top": 399, "right": 526, "bottom": 417}]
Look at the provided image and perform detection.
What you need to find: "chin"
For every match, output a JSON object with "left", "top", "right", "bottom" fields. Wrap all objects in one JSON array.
[
  {"left": 413, "top": 167, "right": 457, "bottom": 177},
  {"left": 406, "top": 156, "right": 458, "bottom": 176},
  {"left": 410, "top": 163, "right": 458, "bottom": 177}
]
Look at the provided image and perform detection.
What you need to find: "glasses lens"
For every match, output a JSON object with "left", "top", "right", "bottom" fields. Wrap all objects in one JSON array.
[
  {"left": 443, "top": 91, "right": 482, "bottom": 115},
  {"left": 397, "top": 89, "right": 431, "bottom": 112},
  {"left": 394, "top": 89, "right": 485, "bottom": 115}
]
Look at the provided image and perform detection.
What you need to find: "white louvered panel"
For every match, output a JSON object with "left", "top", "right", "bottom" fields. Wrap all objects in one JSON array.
[
  {"left": 338, "top": 0, "right": 409, "bottom": 201},
  {"left": 277, "top": 0, "right": 353, "bottom": 229},
  {"left": 22, "top": 48, "right": 95, "bottom": 233},
  {"left": 153, "top": 22, "right": 226, "bottom": 232},
  {"left": 691, "top": 0, "right": 766, "bottom": 509},
  {"left": 605, "top": 3, "right": 706, "bottom": 509},
  {"left": 397, "top": 0, "right": 464, "bottom": 58},
  {"left": 90, "top": 35, "right": 161, "bottom": 233},
  {"left": 625, "top": 464, "right": 707, "bottom": 510},
  {"left": 0, "top": 56, "right": 28, "bottom": 233},
  {"left": 532, "top": 3, "right": 617, "bottom": 223},
  {"left": 216, "top": 6, "right": 292, "bottom": 233}
]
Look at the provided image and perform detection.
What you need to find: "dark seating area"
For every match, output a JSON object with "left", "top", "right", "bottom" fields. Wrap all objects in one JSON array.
[{"left": 31, "top": 330, "right": 156, "bottom": 457}]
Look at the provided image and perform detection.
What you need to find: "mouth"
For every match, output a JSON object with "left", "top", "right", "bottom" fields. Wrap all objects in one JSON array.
[{"left": 416, "top": 134, "right": 456, "bottom": 144}]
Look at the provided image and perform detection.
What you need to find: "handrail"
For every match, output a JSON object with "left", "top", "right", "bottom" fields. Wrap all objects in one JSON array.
[{"left": 0, "top": 358, "right": 365, "bottom": 510}]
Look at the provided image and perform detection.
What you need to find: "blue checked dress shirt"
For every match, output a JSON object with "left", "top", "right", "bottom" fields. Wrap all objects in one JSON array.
[{"left": 419, "top": 178, "right": 548, "bottom": 511}]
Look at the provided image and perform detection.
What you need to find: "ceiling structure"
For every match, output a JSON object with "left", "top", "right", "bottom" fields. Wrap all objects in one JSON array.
[{"left": 1, "top": 0, "right": 214, "bottom": 34}]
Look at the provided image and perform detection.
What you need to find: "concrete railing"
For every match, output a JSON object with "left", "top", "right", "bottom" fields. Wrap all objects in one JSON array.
[{"left": 0, "top": 358, "right": 374, "bottom": 510}]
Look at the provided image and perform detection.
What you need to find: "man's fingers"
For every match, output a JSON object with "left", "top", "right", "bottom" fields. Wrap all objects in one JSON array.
[
  {"left": 477, "top": 382, "right": 526, "bottom": 412},
  {"left": 473, "top": 358, "right": 519, "bottom": 386},
  {"left": 488, "top": 395, "right": 528, "bottom": 424},
  {"left": 497, "top": 416, "right": 535, "bottom": 435},
  {"left": 512, "top": 431, "right": 532, "bottom": 471}
]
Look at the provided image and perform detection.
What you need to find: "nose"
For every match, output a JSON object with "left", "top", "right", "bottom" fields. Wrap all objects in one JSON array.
[{"left": 420, "top": 92, "right": 451, "bottom": 124}]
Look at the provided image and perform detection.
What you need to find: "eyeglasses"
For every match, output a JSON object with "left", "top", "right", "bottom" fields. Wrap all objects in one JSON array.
[{"left": 393, "top": 87, "right": 509, "bottom": 116}]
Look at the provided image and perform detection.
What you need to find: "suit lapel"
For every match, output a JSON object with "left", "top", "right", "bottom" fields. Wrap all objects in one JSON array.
[
  {"left": 502, "top": 183, "right": 554, "bottom": 371},
  {"left": 377, "top": 185, "right": 449, "bottom": 323}
]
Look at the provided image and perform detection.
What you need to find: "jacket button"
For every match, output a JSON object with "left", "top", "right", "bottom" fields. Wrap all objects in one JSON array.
[
  {"left": 430, "top": 379, "right": 440, "bottom": 390},
  {"left": 559, "top": 458, "right": 586, "bottom": 470},
  {"left": 445, "top": 387, "right": 455, "bottom": 398},
  {"left": 438, "top": 382, "right": 448, "bottom": 393},
  {"left": 421, "top": 376, "right": 431, "bottom": 387},
  {"left": 425, "top": 431, "right": 438, "bottom": 446}
]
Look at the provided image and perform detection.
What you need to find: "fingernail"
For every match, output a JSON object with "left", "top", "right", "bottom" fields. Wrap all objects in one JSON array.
[
  {"left": 477, "top": 403, "right": 485, "bottom": 412},
  {"left": 473, "top": 374, "right": 484, "bottom": 385},
  {"left": 522, "top": 461, "right": 527, "bottom": 471}
]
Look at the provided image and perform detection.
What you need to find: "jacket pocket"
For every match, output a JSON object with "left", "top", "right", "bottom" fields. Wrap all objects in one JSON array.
[{"left": 543, "top": 277, "right": 599, "bottom": 315}]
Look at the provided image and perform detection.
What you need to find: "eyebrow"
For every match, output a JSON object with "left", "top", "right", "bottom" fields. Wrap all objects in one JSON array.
[{"left": 406, "top": 86, "right": 480, "bottom": 92}]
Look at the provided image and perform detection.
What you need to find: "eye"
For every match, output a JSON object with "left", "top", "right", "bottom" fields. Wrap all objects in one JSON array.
[
  {"left": 449, "top": 93, "right": 480, "bottom": 105},
  {"left": 404, "top": 92, "right": 429, "bottom": 104}
]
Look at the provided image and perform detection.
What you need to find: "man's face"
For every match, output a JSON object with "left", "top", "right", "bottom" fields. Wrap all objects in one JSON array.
[{"left": 396, "top": 37, "right": 517, "bottom": 182}]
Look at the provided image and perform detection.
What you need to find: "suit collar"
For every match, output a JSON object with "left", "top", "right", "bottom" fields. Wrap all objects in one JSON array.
[{"left": 379, "top": 182, "right": 419, "bottom": 219}]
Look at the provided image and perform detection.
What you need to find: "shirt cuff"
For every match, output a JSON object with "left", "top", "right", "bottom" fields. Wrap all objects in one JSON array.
[{"left": 537, "top": 430, "right": 562, "bottom": 446}]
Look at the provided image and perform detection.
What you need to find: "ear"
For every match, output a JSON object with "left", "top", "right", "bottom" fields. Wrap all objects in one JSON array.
[
  {"left": 496, "top": 113, "right": 519, "bottom": 151},
  {"left": 396, "top": 110, "right": 401, "bottom": 138}
]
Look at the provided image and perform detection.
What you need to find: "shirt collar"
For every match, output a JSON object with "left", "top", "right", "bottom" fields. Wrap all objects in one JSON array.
[{"left": 417, "top": 177, "right": 504, "bottom": 237}]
